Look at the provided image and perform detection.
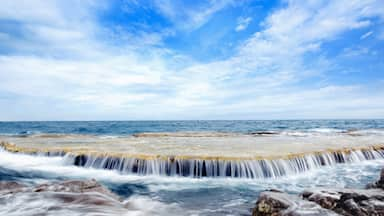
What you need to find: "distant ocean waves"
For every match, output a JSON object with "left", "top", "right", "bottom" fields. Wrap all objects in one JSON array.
[{"left": 0, "top": 120, "right": 383, "bottom": 136}]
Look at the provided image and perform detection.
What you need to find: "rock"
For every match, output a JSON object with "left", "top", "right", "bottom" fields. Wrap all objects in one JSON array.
[
  {"left": 0, "top": 179, "right": 121, "bottom": 202},
  {"left": 253, "top": 168, "right": 384, "bottom": 216},
  {"left": 0, "top": 179, "right": 129, "bottom": 215},
  {"left": 33, "top": 179, "right": 120, "bottom": 201},
  {"left": 302, "top": 188, "right": 384, "bottom": 216},
  {"left": 0, "top": 181, "right": 27, "bottom": 195},
  {"left": 252, "top": 190, "right": 338, "bottom": 216},
  {"left": 366, "top": 168, "right": 384, "bottom": 190}
]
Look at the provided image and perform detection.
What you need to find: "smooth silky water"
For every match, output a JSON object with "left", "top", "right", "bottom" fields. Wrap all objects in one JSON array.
[{"left": 0, "top": 120, "right": 384, "bottom": 215}]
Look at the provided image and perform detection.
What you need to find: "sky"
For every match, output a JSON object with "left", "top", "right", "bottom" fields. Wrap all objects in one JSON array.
[{"left": 0, "top": 0, "right": 383, "bottom": 120}]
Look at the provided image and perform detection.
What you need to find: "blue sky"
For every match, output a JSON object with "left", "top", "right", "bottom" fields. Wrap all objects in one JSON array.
[{"left": 0, "top": 0, "right": 383, "bottom": 120}]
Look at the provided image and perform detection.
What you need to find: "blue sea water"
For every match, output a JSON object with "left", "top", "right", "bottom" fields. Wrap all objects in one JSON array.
[
  {"left": 0, "top": 120, "right": 383, "bottom": 215},
  {"left": 0, "top": 119, "right": 383, "bottom": 136}
]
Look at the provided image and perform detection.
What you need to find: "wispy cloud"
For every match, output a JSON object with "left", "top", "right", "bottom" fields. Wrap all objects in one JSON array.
[
  {"left": 152, "top": 0, "right": 234, "bottom": 31},
  {"left": 361, "top": 31, "right": 373, "bottom": 39},
  {"left": 235, "top": 17, "right": 252, "bottom": 32}
]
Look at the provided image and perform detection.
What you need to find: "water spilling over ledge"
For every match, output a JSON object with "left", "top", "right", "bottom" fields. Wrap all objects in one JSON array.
[{"left": 1, "top": 131, "right": 384, "bottom": 178}]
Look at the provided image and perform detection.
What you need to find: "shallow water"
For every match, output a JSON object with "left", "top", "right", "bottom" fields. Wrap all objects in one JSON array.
[{"left": 0, "top": 120, "right": 383, "bottom": 215}]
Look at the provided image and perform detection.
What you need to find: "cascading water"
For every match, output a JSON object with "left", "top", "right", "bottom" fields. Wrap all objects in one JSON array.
[{"left": 54, "top": 147, "right": 384, "bottom": 178}]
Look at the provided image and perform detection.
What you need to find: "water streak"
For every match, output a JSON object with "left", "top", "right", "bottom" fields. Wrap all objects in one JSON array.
[{"left": 61, "top": 148, "right": 384, "bottom": 178}]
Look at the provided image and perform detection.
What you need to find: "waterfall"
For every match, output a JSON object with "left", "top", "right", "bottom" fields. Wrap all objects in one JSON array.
[
  {"left": 60, "top": 147, "right": 384, "bottom": 178},
  {"left": 1, "top": 141, "right": 383, "bottom": 179}
]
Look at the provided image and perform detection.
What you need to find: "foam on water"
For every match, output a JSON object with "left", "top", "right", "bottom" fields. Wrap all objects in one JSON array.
[{"left": 0, "top": 149, "right": 383, "bottom": 215}]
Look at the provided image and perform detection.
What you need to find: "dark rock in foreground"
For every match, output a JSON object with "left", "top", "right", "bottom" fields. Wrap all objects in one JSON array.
[
  {"left": 252, "top": 190, "right": 338, "bottom": 216},
  {"left": 366, "top": 168, "right": 384, "bottom": 190},
  {"left": 253, "top": 168, "right": 384, "bottom": 216},
  {"left": 302, "top": 188, "right": 384, "bottom": 216}
]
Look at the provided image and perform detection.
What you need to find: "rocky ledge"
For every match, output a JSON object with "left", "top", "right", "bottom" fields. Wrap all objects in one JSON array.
[{"left": 253, "top": 168, "right": 384, "bottom": 216}]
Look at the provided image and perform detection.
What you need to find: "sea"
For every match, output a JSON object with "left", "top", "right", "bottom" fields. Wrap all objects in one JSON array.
[{"left": 0, "top": 120, "right": 383, "bottom": 215}]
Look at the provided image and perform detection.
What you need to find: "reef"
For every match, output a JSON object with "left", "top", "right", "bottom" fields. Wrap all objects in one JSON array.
[
  {"left": 1, "top": 141, "right": 384, "bottom": 178},
  {"left": 252, "top": 168, "right": 384, "bottom": 216}
]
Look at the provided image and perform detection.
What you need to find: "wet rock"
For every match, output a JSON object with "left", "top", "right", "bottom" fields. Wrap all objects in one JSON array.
[
  {"left": 0, "top": 181, "right": 27, "bottom": 195},
  {"left": 0, "top": 179, "right": 129, "bottom": 215},
  {"left": 33, "top": 179, "right": 120, "bottom": 200},
  {"left": 0, "top": 179, "right": 121, "bottom": 202},
  {"left": 253, "top": 168, "right": 384, "bottom": 216},
  {"left": 366, "top": 168, "right": 384, "bottom": 190},
  {"left": 302, "top": 188, "right": 384, "bottom": 216},
  {"left": 252, "top": 190, "right": 338, "bottom": 216}
]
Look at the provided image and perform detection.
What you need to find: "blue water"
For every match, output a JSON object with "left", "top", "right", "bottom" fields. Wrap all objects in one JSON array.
[
  {"left": 0, "top": 120, "right": 383, "bottom": 136},
  {"left": 0, "top": 120, "right": 384, "bottom": 215}
]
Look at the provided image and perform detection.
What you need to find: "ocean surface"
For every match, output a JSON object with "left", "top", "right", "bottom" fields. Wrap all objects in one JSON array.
[
  {"left": 1, "top": 119, "right": 384, "bottom": 136},
  {"left": 0, "top": 120, "right": 384, "bottom": 215}
]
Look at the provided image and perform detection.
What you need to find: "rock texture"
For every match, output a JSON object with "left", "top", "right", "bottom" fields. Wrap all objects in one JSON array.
[
  {"left": 253, "top": 168, "right": 384, "bottom": 216},
  {"left": 252, "top": 190, "right": 338, "bottom": 216},
  {"left": 302, "top": 188, "right": 384, "bottom": 216},
  {"left": 33, "top": 179, "right": 121, "bottom": 200},
  {"left": 0, "top": 181, "right": 27, "bottom": 195}
]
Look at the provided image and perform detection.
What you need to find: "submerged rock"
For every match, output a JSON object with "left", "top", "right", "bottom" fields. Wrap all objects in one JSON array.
[
  {"left": 33, "top": 179, "right": 121, "bottom": 200},
  {"left": 253, "top": 168, "right": 384, "bottom": 216},
  {"left": 0, "top": 181, "right": 27, "bottom": 195},
  {"left": 0, "top": 179, "right": 128, "bottom": 216}
]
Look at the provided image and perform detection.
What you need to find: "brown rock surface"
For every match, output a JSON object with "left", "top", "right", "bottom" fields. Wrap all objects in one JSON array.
[
  {"left": 302, "top": 188, "right": 384, "bottom": 216},
  {"left": 252, "top": 190, "right": 338, "bottom": 216},
  {"left": 33, "top": 179, "right": 121, "bottom": 200},
  {"left": 253, "top": 168, "right": 384, "bottom": 216}
]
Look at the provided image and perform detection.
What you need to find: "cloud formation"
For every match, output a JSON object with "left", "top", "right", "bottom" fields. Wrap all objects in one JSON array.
[{"left": 0, "top": 0, "right": 383, "bottom": 120}]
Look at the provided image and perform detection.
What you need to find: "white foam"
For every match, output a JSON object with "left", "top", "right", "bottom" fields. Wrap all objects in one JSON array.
[{"left": 1, "top": 149, "right": 384, "bottom": 215}]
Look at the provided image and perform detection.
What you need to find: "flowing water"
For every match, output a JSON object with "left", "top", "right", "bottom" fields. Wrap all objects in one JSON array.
[{"left": 0, "top": 120, "right": 384, "bottom": 215}]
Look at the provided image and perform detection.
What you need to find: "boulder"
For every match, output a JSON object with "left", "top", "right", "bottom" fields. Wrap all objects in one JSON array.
[
  {"left": 33, "top": 179, "right": 120, "bottom": 201},
  {"left": 302, "top": 188, "right": 384, "bottom": 216},
  {"left": 253, "top": 168, "right": 384, "bottom": 216},
  {"left": 252, "top": 190, "right": 338, "bottom": 216}
]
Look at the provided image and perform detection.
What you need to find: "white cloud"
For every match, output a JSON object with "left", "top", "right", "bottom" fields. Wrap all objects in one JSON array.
[
  {"left": 235, "top": 17, "right": 252, "bottom": 32},
  {"left": 0, "top": 0, "right": 383, "bottom": 120}
]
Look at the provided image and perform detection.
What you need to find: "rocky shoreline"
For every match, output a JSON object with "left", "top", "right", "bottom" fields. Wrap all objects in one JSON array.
[
  {"left": 1, "top": 168, "right": 383, "bottom": 215},
  {"left": 253, "top": 168, "right": 384, "bottom": 216}
]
